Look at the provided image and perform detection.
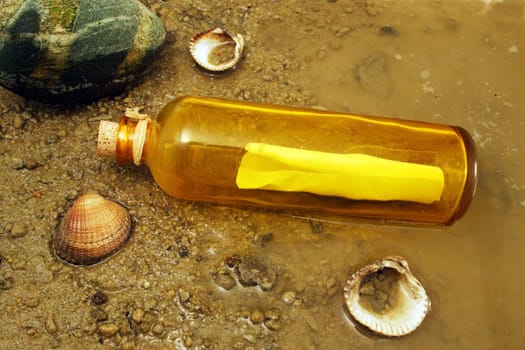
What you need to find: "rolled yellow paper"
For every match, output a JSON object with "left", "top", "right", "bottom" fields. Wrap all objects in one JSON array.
[{"left": 236, "top": 143, "right": 444, "bottom": 204}]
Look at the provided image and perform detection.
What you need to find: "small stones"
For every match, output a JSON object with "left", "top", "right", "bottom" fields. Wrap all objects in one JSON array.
[
  {"left": 0, "top": 274, "right": 14, "bottom": 290},
  {"left": 221, "top": 255, "right": 279, "bottom": 291},
  {"left": 241, "top": 307, "right": 287, "bottom": 334},
  {"left": 97, "top": 323, "right": 119, "bottom": 338},
  {"left": 263, "top": 310, "right": 282, "bottom": 331},
  {"left": 234, "top": 256, "right": 278, "bottom": 291}
]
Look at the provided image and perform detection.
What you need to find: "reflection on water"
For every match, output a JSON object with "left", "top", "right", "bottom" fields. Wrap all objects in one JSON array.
[{"left": 257, "top": 0, "right": 525, "bottom": 348}]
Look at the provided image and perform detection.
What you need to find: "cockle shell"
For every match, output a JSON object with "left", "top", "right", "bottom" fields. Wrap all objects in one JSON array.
[
  {"left": 0, "top": 0, "right": 166, "bottom": 103},
  {"left": 53, "top": 193, "right": 132, "bottom": 266},
  {"left": 344, "top": 256, "right": 431, "bottom": 337},
  {"left": 189, "top": 28, "right": 244, "bottom": 72}
]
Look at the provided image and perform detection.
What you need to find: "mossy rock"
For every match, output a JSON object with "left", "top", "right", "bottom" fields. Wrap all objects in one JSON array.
[{"left": 0, "top": 0, "right": 166, "bottom": 103}]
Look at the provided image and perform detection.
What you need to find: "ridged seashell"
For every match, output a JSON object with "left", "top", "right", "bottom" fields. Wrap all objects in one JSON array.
[
  {"left": 189, "top": 28, "right": 244, "bottom": 72},
  {"left": 53, "top": 193, "right": 132, "bottom": 266},
  {"left": 343, "top": 256, "right": 431, "bottom": 337},
  {"left": 0, "top": 0, "right": 166, "bottom": 103}
]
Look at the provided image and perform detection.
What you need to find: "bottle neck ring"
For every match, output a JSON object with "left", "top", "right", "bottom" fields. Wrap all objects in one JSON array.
[{"left": 116, "top": 117, "right": 148, "bottom": 165}]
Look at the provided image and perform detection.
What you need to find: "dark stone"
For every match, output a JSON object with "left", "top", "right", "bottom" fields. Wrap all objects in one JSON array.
[
  {"left": 379, "top": 25, "right": 399, "bottom": 36},
  {"left": 0, "top": 275, "right": 14, "bottom": 290},
  {"left": 91, "top": 291, "right": 109, "bottom": 306},
  {"left": 178, "top": 245, "right": 189, "bottom": 258}
]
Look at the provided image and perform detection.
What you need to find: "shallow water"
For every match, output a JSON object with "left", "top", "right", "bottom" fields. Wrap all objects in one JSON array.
[{"left": 1, "top": 0, "right": 524, "bottom": 349}]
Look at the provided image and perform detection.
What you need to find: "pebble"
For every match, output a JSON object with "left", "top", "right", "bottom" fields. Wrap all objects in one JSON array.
[
  {"left": 8, "top": 222, "right": 27, "bottom": 238},
  {"left": 184, "top": 336, "right": 193, "bottom": 347},
  {"left": 131, "top": 308, "right": 145, "bottom": 324},
  {"left": 90, "top": 309, "right": 109, "bottom": 322},
  {"left": 26, "top": 327, "right": 38, "bottom": 337},
  {"left": 249, "top": 309, "right": 264, "bottom": 325},
  {"left": 282, "top": 291, "right": 296, "bottom": 305},
  {"left": 121, "top": 341, "right": 135, "bottom": 350},
  {"left": 11, "top": 157, "right": 24, "bottom": 170},
  {"left": 97, "top": 323, "right": 119, "bottom": 337},
  {"left": 152, "top": 322, "right": 164, "bottom": 335},
  {"left": 178, "top": 288, "right": 190, "bottom": 303},
  {"left": 379, "top": 25, "right": 399, "bottom": 36},
  {"left": 13, "top": 115, "right": 24, "bottom": 129},
  {"left": 214, "top": 272, "right": 237, "bottom": 290},
  {"left": 24, "top": 296, "right": 40, "bottom": 308},
  {"left": 45, "top": 315, "right": 58, "bottom": 334},
  {"left": 119, "top": 319, "right": 132, "bottom": 336}
]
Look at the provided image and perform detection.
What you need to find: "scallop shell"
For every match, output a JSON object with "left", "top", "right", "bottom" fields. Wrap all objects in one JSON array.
[
  {"left": 189, "top": 28, "right": 244, "bottom": 72},
  {"left": 343, "top": 256, "right": 431, "bottom": 337},
  {"left": 53, "top": 193, "right": 132, "bottom": 266},
  {"left": 0, "top": 0, "right": 166, "bottom": 103}
]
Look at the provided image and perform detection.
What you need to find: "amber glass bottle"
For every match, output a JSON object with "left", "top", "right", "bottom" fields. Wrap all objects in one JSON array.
[{"left": 98, "top": 96, "right": 477, "bottom": 225}]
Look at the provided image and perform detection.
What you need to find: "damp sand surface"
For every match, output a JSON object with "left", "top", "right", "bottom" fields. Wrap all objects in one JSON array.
[{"left": 1, "top": 0, "right": 524, "bottom": 349}]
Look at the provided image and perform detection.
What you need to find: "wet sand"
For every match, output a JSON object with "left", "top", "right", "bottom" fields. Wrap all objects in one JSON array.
[{"left": 1, "top": 0, "right": 524, "bottom": 349}]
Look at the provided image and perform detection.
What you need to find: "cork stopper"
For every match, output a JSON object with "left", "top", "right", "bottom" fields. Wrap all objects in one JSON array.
[{"left": 97, "top": 121, "right": 119, "bottom": 157}]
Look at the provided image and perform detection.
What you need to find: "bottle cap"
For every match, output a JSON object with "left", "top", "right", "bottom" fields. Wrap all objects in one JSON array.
[{"left": 97, "top": 121, "right": 119, "bottom": 157}]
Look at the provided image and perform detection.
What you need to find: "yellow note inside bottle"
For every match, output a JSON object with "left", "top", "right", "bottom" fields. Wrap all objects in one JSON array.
[{"left": 236, "top": 143, "right": 444, "bottom": 204}]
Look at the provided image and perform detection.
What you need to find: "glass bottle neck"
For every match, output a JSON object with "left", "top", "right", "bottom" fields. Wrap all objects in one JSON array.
[{"left": 116, "top": 117, "right": 150, "bottom": 165}]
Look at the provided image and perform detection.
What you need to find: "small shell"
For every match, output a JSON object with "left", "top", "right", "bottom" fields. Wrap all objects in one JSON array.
[
  {"left": 53, "top": 193, "right": 132, "bottom": 266},
  {"left": 0, "top": 0, "right": 166, "bottom": 103},
  {"left": 343, "top": 256, "right": 431, "bottom": 337},
  {"left": 189, "top": 28, "right": 244, "bottom": 72}
]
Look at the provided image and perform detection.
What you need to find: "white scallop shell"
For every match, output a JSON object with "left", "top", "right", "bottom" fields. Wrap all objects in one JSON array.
[
  {"left": 344, "top": 256, "right": 431, "bottom": 337},
  {"left": 189, "top": 28, "right": 244, "bottom": 72}
]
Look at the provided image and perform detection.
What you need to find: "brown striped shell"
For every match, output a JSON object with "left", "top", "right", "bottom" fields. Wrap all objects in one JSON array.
[
  {"left": 344, "top": 256, "right": 431, "bottom": 337},
  {"left": 53, "top": 193, "right": 132, "bottom": 266}
]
